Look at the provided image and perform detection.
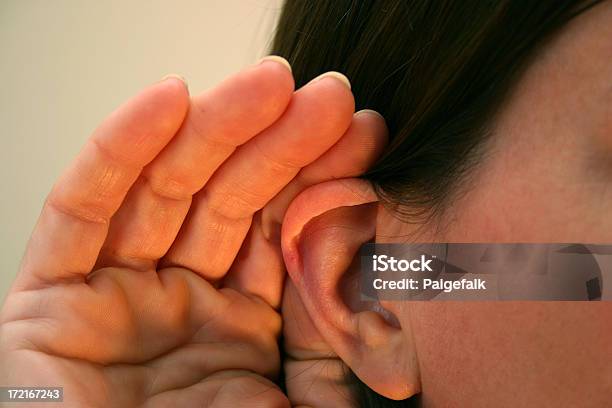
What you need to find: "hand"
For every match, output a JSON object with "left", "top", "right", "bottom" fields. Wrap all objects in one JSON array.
[{"left": 0, "top": 58, "right": 359, "bottom": 407}]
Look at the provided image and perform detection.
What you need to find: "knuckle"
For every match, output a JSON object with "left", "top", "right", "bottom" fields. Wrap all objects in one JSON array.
[
  {"left": 143, "top": 172, "right": 194, "bottom": 201},
  {"left": 204, "top": 184, "right": 263, "bottom": 220}
]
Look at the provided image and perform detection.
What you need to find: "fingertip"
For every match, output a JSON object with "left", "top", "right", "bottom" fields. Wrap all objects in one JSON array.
[
  {"left": 152, "top": 73, "right": 190, "bottom": 113},
  {"left": 159, "top": 73, "right": 189, "bottom": 90},
  {"left": 354, "top": 109, "right": 389, "bottom": 147},
  {"left": 308, "top": 71, "right": 351, "bottom": 90},
  {"left": 302, "top": 109, "right": 387, "bottom": 178},
  {"left": 355, "top": 108, "right": 384, "bottom": 121},
  {"left": 301, "top": 74, "right": 356, "bottom": 133},
  {"left": 157, "top": 74, "right": 190, "bottom": 105},
  {"left": 189, "top": 56, "right": 295, "bottom": 146},
  {"left": 255, "top": 57, "right": 296, "bottom": 108},
  {"left": 146, "top": 75, "right": 191, "bottom": 134},
  {"left": 257, "top": 55, "right": 292, "bottom": 73},
  {"left": 91, "top": 76, "right": 191, "bottom": 161}
]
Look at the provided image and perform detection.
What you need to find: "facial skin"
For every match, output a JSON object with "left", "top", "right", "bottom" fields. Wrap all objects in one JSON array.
[{"left": 281, "top": 2, "right": 612, "bottom": 406}]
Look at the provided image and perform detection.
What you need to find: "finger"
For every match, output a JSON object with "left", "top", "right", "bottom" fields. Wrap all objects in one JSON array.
[
  {"left": 15, "top": 78, "right": 189, "bottom": 290},
  {"left": 96, "top": 58, "right": 294, "bottom": 270},
  {"left": 162, "top": 73, "right": 355, "bottom": 280},
  {"left": 224, "top": 110, "right": 388, "bottom": 307}
]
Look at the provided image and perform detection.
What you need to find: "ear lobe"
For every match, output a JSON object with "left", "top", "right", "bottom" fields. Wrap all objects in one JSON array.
[{"left": 281, "top": 178, "right": 420, "bottom": 400}]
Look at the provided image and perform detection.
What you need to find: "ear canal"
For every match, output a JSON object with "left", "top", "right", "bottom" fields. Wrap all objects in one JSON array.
[{"left": 281, "top": 178, "right": 420, "bottom": 400}]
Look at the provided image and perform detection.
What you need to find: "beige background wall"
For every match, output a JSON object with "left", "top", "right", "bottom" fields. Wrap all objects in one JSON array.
[{"left": 0, "top": 0, "right": 282, "bottom": 302}]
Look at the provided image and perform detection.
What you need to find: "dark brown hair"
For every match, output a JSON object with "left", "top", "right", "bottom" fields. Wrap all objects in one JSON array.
[{"left": 272, "top": 0, "right": 598, "bottom": 406}]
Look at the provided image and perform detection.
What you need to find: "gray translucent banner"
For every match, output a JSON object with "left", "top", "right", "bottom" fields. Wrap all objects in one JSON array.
[{"left": 360, "top": 244, "right": 610, "bottom": 300}]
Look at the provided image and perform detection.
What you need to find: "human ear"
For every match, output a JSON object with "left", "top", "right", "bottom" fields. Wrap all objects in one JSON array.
[{"left": 281, "top": 178, "right": 420, "bottom": 400}]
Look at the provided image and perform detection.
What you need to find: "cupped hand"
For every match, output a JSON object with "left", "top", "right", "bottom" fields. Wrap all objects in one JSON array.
[{"left": 0, "top": 58, "right": 363, "bottom": 407}]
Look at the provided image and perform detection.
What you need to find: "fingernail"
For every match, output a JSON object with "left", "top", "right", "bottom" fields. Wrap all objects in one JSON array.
[
  {"left": 160, "top": 73, "right": 188, "bottom": 90},
  {"left": 307, "top": 71, "right": 351, "bottom": 90},
  {"left": 355, "top": 109, "right": 384, "bottom": 119},
  {"left": 257, "top": 55, "right": 292, "bottom": 73}
]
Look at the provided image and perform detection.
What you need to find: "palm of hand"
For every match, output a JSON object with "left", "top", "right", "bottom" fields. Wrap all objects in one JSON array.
[{"left": 2, "top": 266, "right": 281, "bottom": 407}]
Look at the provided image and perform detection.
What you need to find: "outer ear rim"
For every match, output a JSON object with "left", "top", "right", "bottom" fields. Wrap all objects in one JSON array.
[
  {"left": 280, "top": 178, "right": 420, "bottom": 400},
  {"left": 281, "top": 178, "right": 378, "bottom": 281}
]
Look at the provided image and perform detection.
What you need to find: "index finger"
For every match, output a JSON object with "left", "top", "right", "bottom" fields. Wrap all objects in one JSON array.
[{"left": 14, "top": 77, "right": 189, "bottom": 290}]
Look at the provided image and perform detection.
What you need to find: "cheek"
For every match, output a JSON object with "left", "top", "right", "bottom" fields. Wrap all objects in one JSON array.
[
  {"left": 440, "top": 135, "right": 612, "bottom": 243},
  {"left": 408, "top": 302, "right": 612, "bottom": 406}
]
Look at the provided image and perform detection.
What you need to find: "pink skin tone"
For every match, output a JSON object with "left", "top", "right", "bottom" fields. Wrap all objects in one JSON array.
[
  {"left": 1, "top": 2, "right": 611, "bottom": 407},
  {"left": 281, "top": 2, "right": 612, "bottom": 407},
  {"left": 0, "top": 57, "right": 389, "bottom": 407}
]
